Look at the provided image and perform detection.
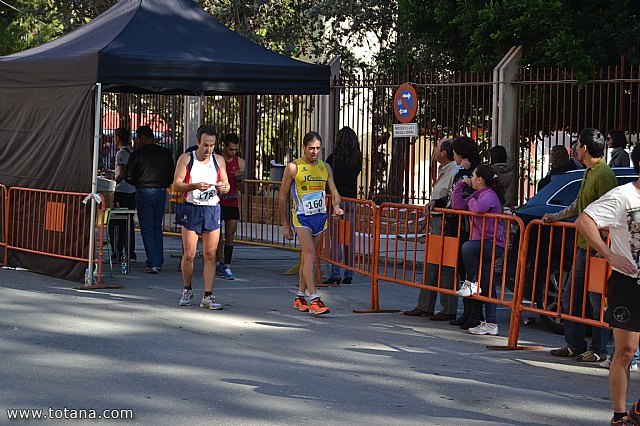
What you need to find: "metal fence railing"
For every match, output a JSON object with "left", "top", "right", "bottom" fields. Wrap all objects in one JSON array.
[
  {"left": 516, "top": 63, "right": 640, "bottom": 204},
  {"left": 3, "top": 187, "right": 112, "bottom": 287},
  {"left": 6, "top": 187, "right": 94, "bottom": 262}
]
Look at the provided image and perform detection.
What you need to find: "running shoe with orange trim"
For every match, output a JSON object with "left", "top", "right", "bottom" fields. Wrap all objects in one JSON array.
[
  {"left": 308, "top": 298, "right": 330, "bottom": 315},
  {"left": 294, "top": 296, "right": 309, "bottom": 312},
  {"left": 628, "top": 401, "right": 640, "bottom": 425},
  {"left": 611, "top": 415, "right": 636, "bottom": 425}
]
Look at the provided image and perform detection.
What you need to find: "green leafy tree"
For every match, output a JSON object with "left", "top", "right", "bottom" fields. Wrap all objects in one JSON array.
[
  {"left": 395, "top": 0, "right": 640, "bottom": 73},
  {"left": 200, "top": 0, "right": 398, "bottom": 76},
  {"left": 303, "top": 0, "right": 398, "bottom": 75},
  {"left": 0, "top": 0, "right": 117, "bottom": 56},
  {"left": 0, "top": 0, "right": 60, "bottom": 55},
  {"left": 200, "top": 0, "right": 310, "bottom": 58},
  {"left": 4, "top": 0, "right": 640, "bottom": 74}
]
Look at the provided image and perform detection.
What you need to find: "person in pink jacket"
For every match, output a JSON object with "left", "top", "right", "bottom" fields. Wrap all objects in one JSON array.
[{"left": 452, "top": 164, "right": 505, "bottom": 336}]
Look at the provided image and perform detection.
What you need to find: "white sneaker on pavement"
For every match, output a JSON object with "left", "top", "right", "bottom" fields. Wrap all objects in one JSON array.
[
  {"left": 200, "top": 295, "right": 223, "bottom": 310},
  {"left": 468, "top": 321, "right": 499, "bottom": 335},
  {"left": 179, "top": 289, "right": 194, "bottom": 306},
  {"left": 597, "top": 357, "right": 638, "bottom": 371}
]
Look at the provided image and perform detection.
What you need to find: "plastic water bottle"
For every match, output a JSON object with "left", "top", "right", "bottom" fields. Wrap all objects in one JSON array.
[
  {"left": 121, "top": 249, "right": 128, "bottom": 274},
  {"left": 84, "top": 268, "right": 91, "bottom": 285}
]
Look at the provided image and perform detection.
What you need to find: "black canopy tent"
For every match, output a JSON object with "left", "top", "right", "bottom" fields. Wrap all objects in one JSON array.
[
  {"left": 0, "top": 0, "right": 330, "bottom": 95},
  {"left": 0, "top": 0, "right": 330, "bottom": 280}
]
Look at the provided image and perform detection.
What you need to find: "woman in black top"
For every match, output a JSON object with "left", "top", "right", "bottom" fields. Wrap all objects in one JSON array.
[
  {"left": 607, "top": 130, "right": 630, "bottom": 167},
  {"left": 324, "top": 127, "right": 362, "bottom": 284}
]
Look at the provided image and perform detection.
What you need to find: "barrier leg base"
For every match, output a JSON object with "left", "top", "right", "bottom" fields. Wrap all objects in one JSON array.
[
  {"left": 353, "top": 309, "right": 401, "bottom": 314},
  {"left": 75, "top": 284, "right": 123, "bottom": 290},
  {"left": 486, "top": 345, "right": 544, "bottom": 351}
]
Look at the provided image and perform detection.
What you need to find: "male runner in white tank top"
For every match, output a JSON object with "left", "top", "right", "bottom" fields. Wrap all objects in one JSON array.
[{"left": 173, "top": 125, "right": 230, "bottom": 310}]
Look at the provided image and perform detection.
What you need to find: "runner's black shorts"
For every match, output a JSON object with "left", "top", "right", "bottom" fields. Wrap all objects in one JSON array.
[
  {"left": 608, "top": 270, "right": 640, "bottom": 332},
  {"left": 220, "top": 205, "right": 240, "bottom": 221}
]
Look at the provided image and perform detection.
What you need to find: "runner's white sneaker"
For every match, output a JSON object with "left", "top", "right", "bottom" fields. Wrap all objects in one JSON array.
[
  {"left": 200, "top": 295, "right": 223, "bottom": 310},
  {"left": 179, "top": 289, "right": 194, "bottom": 306}
]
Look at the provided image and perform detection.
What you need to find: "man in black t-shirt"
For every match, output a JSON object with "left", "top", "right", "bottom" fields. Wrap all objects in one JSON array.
[{"left": 125, "top": 126, "right": 175, "bottom": 274}]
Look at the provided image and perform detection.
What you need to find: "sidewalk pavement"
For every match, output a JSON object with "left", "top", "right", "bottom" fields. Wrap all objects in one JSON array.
[{"left": 0, "top": 233, "right": 616, "bottom": 425}]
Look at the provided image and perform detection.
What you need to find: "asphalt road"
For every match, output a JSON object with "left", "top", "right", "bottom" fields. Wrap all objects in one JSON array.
[{"left": 0, "top": 234, "right": 624, "bottom": 425}]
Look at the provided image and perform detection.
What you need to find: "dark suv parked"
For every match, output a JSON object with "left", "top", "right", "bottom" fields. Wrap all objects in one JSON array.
[{"left": 506, "top": 167, "right": 637, "bottom": 333}]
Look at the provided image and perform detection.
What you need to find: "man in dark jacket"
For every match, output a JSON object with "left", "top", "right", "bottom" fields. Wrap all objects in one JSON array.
[{"left": 125, "top": 126, "right": 175, "bottom": 274}]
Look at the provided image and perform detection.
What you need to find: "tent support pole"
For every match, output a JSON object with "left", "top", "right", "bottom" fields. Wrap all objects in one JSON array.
[{"left": 87, "top": 83, "right": 102, "bottom": 284}]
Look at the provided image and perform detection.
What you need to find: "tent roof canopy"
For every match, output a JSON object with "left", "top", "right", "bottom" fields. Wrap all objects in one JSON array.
[{"left": 0, "top": 0, "right": 330, "bottom": 95}]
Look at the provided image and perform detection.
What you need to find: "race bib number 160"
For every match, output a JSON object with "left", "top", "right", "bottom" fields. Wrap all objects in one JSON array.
[{"left": 301, "top": 191, "right": 326, "bottom": 215}]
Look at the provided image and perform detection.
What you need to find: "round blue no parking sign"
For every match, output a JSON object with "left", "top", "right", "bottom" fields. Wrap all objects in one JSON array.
[{"left": 393, "top": 83, "right": 418, "bottom": 123}]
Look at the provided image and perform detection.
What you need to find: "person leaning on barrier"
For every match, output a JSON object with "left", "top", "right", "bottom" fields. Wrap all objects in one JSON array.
[
  {"left": 452, "top": 164, "right": 506, "bottom": 336},
  {"left": 575, "top": 142, "right": 640, "bottom": 426},
  {"left": 421, "top": 136, "right": 482, "bottom": 328},
  {"left": 545, "top": 128, "right": 617, "bottom": 363},
  {"left": 403, "top": 137, "right": 459, "bottom": 320}
]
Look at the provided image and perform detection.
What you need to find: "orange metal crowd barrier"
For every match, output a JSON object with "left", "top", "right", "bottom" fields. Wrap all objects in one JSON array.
[
  {"left": 0, "top": 184, "right": 6, "bottom": 265},
  {"left": 319, "top": 197, "right": 377, "bottom": 281},
  {"left": 507, "top": 219, "right": 610, "bottom": 349},
  {"left": 359, "top": 204, "right": 525, "bottom": 317},
  {"left": 4, "top": 187, "right": 109, "bottom": 286},
  {"left": 313, "top": 198, "right": 618, "bottom": 351}
]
